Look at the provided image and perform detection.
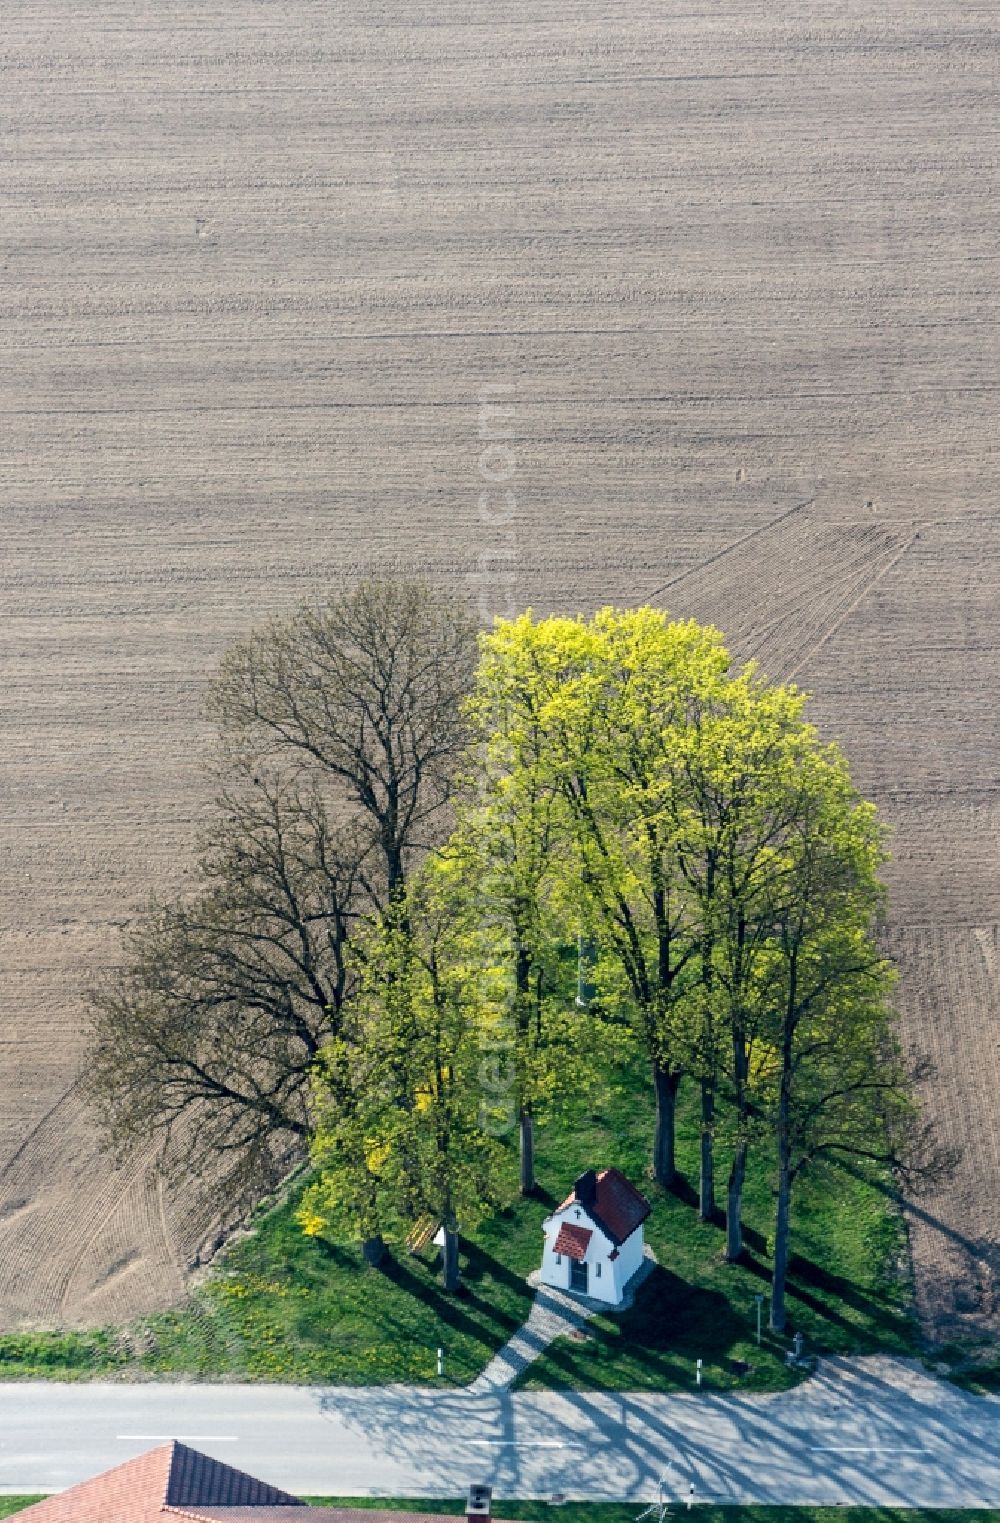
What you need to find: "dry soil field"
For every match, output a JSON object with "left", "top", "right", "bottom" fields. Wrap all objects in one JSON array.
[{"left": 1, "top": 1, "right": 997, "bottom": 1342}]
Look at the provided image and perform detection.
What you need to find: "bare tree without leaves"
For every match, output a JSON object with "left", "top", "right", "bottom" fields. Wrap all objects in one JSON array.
[
  {"left": 89, "top": 766, "right": 365, "bottom": 1210},
  {"left": 207, "top": 577, "right": 478, "bottom": 902},
  {"left": 86, "top": 577, "right": 478, "bottom": 1243}
]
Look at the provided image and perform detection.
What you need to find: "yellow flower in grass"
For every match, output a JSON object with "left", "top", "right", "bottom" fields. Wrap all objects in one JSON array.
[
  {"left": 364, "top": 1139, "right": 391, "bottom": 1173},
  {"left": 298, "top": 1205, "right": 327, "bottom": 1238}
]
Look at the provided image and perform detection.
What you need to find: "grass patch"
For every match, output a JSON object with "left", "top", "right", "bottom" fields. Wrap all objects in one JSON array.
[
  {"left": 517, "top": 1071, "right": 915, "bottom": 1392},
  {"left": 948, "top": 1363, "right": 1000, "bottom": 1396},
  {"left": 304, "top": 1509, "right": 1000, "bottom": 1523},
  {"left": 0, "top": 1330, "right": 126, "bottom": 1379},
  {"left": 0, "top": 1055, "right": 918, "bottom": 1388},
  {"left": 132, "top": 1194, "right": 539, "bottom": 1384}
]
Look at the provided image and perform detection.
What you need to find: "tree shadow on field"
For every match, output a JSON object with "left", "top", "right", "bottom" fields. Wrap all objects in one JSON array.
[
  {"left": 731, "top": 1249, "right": 771, "bottom": 1286},
  {"left": 312, "top": 1237, "right": 359, "bottom": 1271},
  {"left": 460, "top": 1238, "right": 538, "bottom": 1297},
  {"left": 701, "top": 1240, "right": 905, "bottom": 1344},
  {"left": 518, "top": 1264, "right": 753, "bottom": 1389},
  {"left": 667, "top": 1173, "right": 699, "bottom": 1209},
  {"left": 786, "top": 1252, "right": 911, "bottom": 1340},
  {"left": 379, "top": 1249, "right": 529, "bottom": 1344},
  {"left": 740, "top": 1222, "right": 768, "bottom": 1255},
  {"left": 524, "top": 1184, "right": 557, "bottom": 1209},
  {"left": 830, "top": 1151, "right": 982, "bottom": 1261}
]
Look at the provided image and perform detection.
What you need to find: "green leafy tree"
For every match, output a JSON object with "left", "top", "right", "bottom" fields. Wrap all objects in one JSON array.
[
  {"left": 465, "top": 651, "right": 601, "bottom": 1193},
  {"left": 302, "top": 851, "right": 512, "bottom": 1291},
  {"left": 475, "top": 608, "right": 730, "bottom": 1188},
  {"left": 664, "top": 674, "right": 814, "bottom": 1237},
  {"left": 754, "top": 749, "right": 904, "bottom": 1332},
  {"left": 298, "top": 1030, "right": 389, "bottom": 1265}
]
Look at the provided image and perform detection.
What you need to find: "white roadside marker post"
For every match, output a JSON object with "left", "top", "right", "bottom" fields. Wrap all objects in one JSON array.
[
  {"left": 437, "top": 1346, "right": 444, "bottom": 1377},
  {"left": 696, "top": 1358, "right": 703, "bottom": 1387},
  {"left": 755, "top": 1294, "right": 764, "bottom": 1346}
]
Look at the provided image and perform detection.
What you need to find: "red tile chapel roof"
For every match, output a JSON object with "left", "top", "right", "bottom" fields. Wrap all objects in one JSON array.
[
  {"left": 553, "top": 1222, "right": 592, "bottom": 1260},
  {"left": 557, "top": 1166, "right": 651, "bottom": 1246}
]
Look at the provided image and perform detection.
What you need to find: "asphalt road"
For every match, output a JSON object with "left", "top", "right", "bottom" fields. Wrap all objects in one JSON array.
[{"left": 0, "top": 1359, "right": 997, "bottom": 1507}]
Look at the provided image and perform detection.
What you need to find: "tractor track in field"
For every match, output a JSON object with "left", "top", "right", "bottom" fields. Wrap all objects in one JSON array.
[{"left": 1, "top": 0, "right": 997, "bottom": 1336}]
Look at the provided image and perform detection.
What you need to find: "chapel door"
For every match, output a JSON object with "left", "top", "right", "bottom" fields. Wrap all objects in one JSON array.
[{"left": 570, "top": 1258, "right": 589, "bottom": 1293}]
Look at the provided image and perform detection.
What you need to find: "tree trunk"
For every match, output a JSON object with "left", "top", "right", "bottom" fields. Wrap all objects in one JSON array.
[
  {"left": 576, "top": 934, "right": 597, "bottom": 1007},
  {"left": 770, "top": 1162, "right": 792, "bottom": 1332},
  {"left": 725, "top": 1143, "right": 747, "bottom": 1261},
  {"left": 442, "top": 1226, "right": 460, "bottom": 1293},
  {"left": 725, "top": 1020, "right": 750, "bottom": 1261},
  {"left": 770, "top": 1004, "right": 795, "bottom": 1332},
  {"left": 519, "top": 1104, "right": 535, "bottom": 1195},
  {"left": 653, "top": 1062, "right": 680, "bottom": 1187},
  {"left": 514, "top": 939, "right": 534, "bottom": 1198},
  {"left": 699, "top": 1079, "right": 715, "bottom": 1220},
  {"left": 769, "top": 939, "right": 800, "bottom": 1333},
  {"left": 362, "top": 1233, "right": 386, "bottom": 1267}
]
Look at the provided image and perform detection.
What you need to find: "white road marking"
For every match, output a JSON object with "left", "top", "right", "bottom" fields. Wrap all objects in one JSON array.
[
  {"left": 116, "top": 1434, "right": 239, "bottom": 1442},
  {"left": 464, "top": 1439, "right": 571, "bottom": 1449},
  {"left": 811, "top": 1446, "right": 925, "bottom": 1453}
]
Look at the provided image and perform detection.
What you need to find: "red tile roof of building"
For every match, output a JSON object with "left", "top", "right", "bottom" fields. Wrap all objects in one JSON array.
[
  {"left": 13, "top": 1443, "right": 515, "bottom": 1523},
  {"left": 557, "top": 1166, "right": 651, "bottom": 1246},
  {"left": 187, "top": 1513, "right": 340, "bottom": 1522},
  {"left": 166, "top": 1445, "right": 302, "bottom": 1509},
  {"left": 15, "top": 1442, "right": 302, "bottom": 1522},
  {"left": 14, "top": 1444, "right": 176, "bottom": 1522},
  {"left": 553, "top": 1222, "right": 592, "bottom": 1260}
]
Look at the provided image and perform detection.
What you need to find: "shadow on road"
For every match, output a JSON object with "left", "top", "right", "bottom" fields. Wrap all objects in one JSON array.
[{"left": 314, "top": 1357, "right": 1000, "bottom": 1506}]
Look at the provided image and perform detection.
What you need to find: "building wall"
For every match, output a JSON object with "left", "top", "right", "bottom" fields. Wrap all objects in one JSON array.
[
  {"left": 583, "top": 1235, "right": 621, "bottom": 1305},
  {"left": 540, "top": 1209, "right": 644, "bottom": 1306},
  {"left": 609, "top": 1222, "right": 645, "bottom": 1300},
  {"left": 539, "top": 1229, "right": 572, "bottom": 1292}
]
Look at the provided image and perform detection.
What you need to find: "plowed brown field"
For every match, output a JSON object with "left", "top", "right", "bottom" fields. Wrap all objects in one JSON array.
[{"left": 1, "top": 1, "right": 997, "bottom": 1340}]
